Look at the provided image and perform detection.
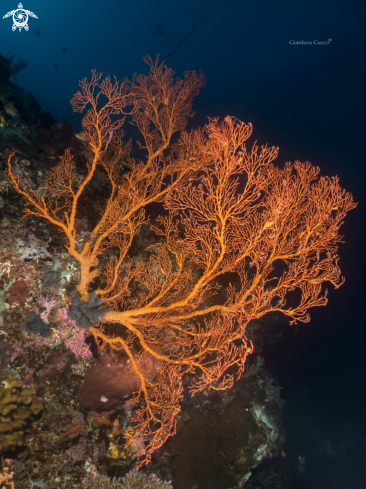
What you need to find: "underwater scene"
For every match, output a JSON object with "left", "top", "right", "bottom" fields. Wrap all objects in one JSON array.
[{"left": 0, "top": 1, "right": 365, "bottom": 488}]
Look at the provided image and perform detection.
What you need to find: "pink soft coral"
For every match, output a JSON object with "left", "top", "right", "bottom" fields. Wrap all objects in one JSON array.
[
  {"left": 57, "top": 306, "right": 77, "bottom": 340},
  {"left": 39, "top": 295, "right": 58, "bottom": 324},
  {"left": 65, "top": 329, "right": 92, "bottom": 360},
  {"left": 57, "top": 306, "right": 77, "bottom": 327},
  {"left": 57, "top": 306, "right": 92, "bottom": 359}
]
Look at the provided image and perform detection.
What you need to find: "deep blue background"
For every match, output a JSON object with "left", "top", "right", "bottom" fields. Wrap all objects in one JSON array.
[{"left": 1, "top": 0, "right": 365, "bottom": 487}]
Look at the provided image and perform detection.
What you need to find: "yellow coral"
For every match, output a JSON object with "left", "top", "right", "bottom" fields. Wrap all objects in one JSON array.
[
  {"left": 0, "top": 379, "right": 42, "bottom": 452},
  {"left": 0, "top": 459, "right": 14, "bottom": 489}
]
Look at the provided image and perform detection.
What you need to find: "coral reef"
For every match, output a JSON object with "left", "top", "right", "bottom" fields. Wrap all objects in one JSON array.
[
  {"left": 20, "top": 312, "right": 52, "bottom": 337},
  {"left": 7, "top": 280, "right": 29, "bottom": 305},
  {"left": 0, "top": 379, "right": 42, "bottom": 452},
  {"left": 4, "top": 57, "right": 355, "bottom": 469},
  {"left": 65, "top": 329, "right": 92, "bottom": 361},
  {"left": 68, "top": 290, "right": 107, "bottom": 329},
  {"left": 88, "top": 470, "right": 172, "bottom": 489},
  {"left": 0, "top": 52, "right": 333, "bottom": 488},
  {"left": 0, "top": 213, "right": 285, "bottom": 487},
  {"left": 0, "top": 459, "right": 14, "bottom": 489},
  {"left": 165, "top": 359, "right": 285, "bottom": 489},
  {"left": 79, "top": 349, "right": 161, "bottom": 412}
]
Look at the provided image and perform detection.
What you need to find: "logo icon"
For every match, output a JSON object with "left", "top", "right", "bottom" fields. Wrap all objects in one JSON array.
[{"left": 3, "top": 3, "right": 38, "bottom": 32}]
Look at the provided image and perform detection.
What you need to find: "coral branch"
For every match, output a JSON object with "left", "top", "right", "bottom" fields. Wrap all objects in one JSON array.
[{"left": 7, "top": 59, "right": 357, "bottom": 465}]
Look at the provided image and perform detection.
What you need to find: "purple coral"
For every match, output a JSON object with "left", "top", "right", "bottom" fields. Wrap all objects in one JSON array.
[
  {"left": 65, "top": 329, "right": 92, "bottom": 361},
  {"left": 57, "top": 305, "right": 92, "bottom": 360},
  {"left": 39, "top": 295, "right": 58, "bottom": 324},
  {"left": 57, "top": 306, "right": 77, "bottom": 327}
]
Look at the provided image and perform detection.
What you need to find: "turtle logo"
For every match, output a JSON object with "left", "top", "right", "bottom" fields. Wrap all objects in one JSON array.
[{"left": 3, "top": 3, "right": 38, "bottom": 32}]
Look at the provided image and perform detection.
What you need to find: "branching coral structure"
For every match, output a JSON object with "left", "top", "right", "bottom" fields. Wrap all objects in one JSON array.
[
  {"left": 89, "top": 469, "right": 172, "bottom": 489},
  {"left": 6, "top": 56, "right": 357, "bottom": 464}
]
